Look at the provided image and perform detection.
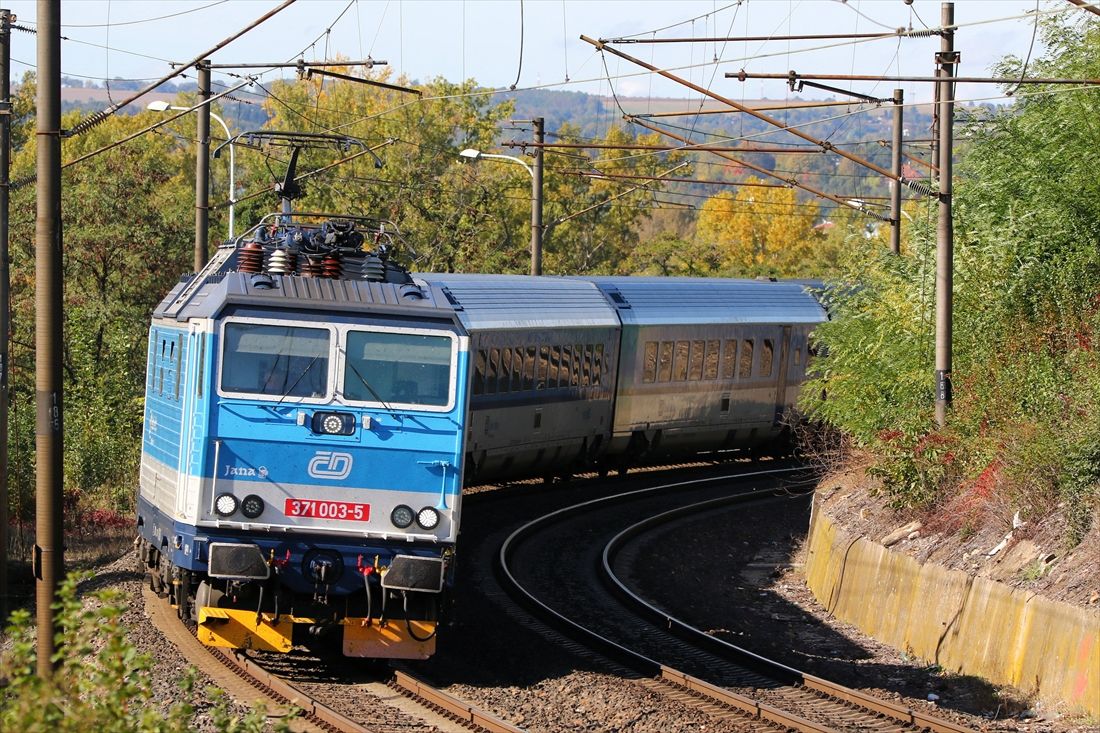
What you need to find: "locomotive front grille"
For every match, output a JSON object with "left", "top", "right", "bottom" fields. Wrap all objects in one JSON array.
[
  {"left": 382, "top": 555, "right": 445, "bottom": 592},
  {"left": 208, "top": 542, "right": 271, "bottom": 580}
]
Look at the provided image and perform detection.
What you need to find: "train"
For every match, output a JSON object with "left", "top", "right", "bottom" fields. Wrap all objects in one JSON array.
[{"left": 134, "top": 138, "right": 827, "bottom": 661}]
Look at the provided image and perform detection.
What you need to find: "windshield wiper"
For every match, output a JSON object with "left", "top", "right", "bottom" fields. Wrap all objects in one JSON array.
[
  {"left": 345, "top": 359, "right": 396, "bottom": 414},
  {"left": 276, "top": 355, "right": 320, "bottom": 405}
]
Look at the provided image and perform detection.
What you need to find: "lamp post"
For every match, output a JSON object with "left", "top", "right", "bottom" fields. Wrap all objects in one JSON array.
[
  {"left": 147, "top": 100, "right": 237, "bottom": 239},
  {"left": 460, "top": 145, "right": 543, "bottom": 276}
]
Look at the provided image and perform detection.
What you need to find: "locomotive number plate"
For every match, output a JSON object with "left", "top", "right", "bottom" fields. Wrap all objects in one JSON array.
[{"left": 284, "top": 499, "right": 370, "bottom": 521}]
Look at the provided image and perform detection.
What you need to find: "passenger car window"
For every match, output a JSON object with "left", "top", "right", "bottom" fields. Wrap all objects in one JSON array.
[
  {"left": 673, "top": 341, "right": 689, "bottom": 382},
  {"left": 722, "top": 340, "right": 737, "bottom": 380},
  {"left": 643, "top": 341, "right": 658, "bottom": 383},
  {"left": 513, "top": 347, "right": 525, "bottom": 391},
  {"left": 221, "top": 323, "right": 330, "bottom": 399},
  {"left": 560, "top": 345, "right": 572, "bottom": 387},
  {"left": 689, "top": 340, "right": 704, "bottom": 381},
  {"left": 500, "top": 348, "right": 513, "bottom": 393},
  {"left": 474, "top": 349, "right": 488, "bottom": 395},
  {"left": 594, "top": 343, "right": 604, "bottom": 386},
  {"left": 524, "top": 347, "right": 536, "bottom": 391},
  {"left": 549, "top": 345, "right": 562, "bottom": 387},
  {"left": 761, "top": 339, "right": 774, "bottom": 377},
  {"left": 657, "top": 342, "right": 674, "bottom": 382},
  {"left": 343, "top": 330, "right": 452, "bottom": 407},
  {"left": 487, "top": 348, "right": 500, "bottom": 394},
  {"left": 739, "top": 339, "right": 754, "bottom": 379},
  {"left": 537, "top": 345, "right": 549, "bottom": 388},
  {"left": 704, "top": 340, "right": 719, "bottom": 380}
]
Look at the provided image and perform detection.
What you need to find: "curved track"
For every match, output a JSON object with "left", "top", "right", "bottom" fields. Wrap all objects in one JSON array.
[{"left": 497, "top": 469, "right": 975, "bottom": 733}]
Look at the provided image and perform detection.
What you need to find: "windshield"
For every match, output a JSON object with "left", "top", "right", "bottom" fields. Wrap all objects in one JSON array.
[
  {"left": 221, "top": 323, "right": 330, "bottom": 399},
  {"left": 343, "top": 331, "right": 452, "bottom": 407}
]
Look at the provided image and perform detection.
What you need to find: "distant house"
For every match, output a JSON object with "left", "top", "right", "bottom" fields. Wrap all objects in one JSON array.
[{"left": 901, "top": 162, "right": 925, "bottom": 179}]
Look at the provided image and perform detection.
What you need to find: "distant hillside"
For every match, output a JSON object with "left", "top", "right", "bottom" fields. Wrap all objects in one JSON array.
[{"left": 57, "top": 82, "right": 948, "bottom": 208}]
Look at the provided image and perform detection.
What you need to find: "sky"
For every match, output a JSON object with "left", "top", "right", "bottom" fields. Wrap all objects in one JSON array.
[{"left": 1, "top": 0, "right": 1080, "bottom": 107}]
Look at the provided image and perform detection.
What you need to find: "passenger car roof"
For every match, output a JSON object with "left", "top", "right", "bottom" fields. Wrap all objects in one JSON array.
[
  {"left": 574, "top": 276, "right": 828, "bottom": 327},
  {"left": 416, "top": 274, "right": 620, "bottom": 331}
]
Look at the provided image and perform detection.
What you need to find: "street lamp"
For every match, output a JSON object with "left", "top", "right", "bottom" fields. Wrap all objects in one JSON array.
[
  {"left": 147, "top": 100, "right": 237, "bottom": 238},
  {"left": 459, "top": 146, "right": 543, "bottom": 276}
]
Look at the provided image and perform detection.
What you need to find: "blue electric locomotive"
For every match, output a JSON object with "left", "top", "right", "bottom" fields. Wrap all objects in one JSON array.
[{"left": 135, "top": 214, "right": 469, "bottom": 659}]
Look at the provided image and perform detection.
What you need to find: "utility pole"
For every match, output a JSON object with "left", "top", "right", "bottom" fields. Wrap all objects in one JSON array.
[
  {"left": 35, "top": 0, "right": 63, "bottom": 676},
  {"left": 194, "top": 60, "right": 211, "bottom": 271},
  {"left": 531, "top": 117, "right": 544, "bottom": 276},
  {"left": 890, "top": 88, "right": 904, "bottom": 255},
  {"left": 935, "top": 2, "right": 956, "bottom": 427},
  {"left": 0, "top": 6, "right": 11, "bottom": 623}
]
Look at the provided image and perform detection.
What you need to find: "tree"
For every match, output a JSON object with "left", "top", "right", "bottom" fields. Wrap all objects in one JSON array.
[
  {"left": 540, "top": 125, "right": 683, "bottom": 275},
  {"left": 800, "top": 14, "right": 1100, "bottom": 535},
  {"left": 239, "top": 68, "right": 517, "bottom": 272},
  {"left": 5, "top": 97, "right": 194, "bottom": 518},
  {"left": 695, "top": 179, "right": 821, "bottom": 277}
]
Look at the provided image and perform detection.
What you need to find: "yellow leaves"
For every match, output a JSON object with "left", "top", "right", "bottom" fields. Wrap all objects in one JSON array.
[{"left": 695, "top": 179, "right": 819, "bottom": 275}]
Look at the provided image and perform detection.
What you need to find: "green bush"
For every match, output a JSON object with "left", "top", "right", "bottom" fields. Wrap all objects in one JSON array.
[
  {"left": 800, "top": 15, "right": 1100, "bottom": 537},
  {"left": 0, "top": 573, "right": 287, "bottom": 733}
]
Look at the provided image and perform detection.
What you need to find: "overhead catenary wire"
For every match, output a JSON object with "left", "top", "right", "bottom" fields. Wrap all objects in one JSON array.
[
  {"left": 19, "top": 1, "right": 230, "bottom": 29},
  {"left": 18, "top": 1, "right": 1088, "bottom": 138},
  {"left": 195, "top": 3, "right": 1090, "bottom": 148},
  {"left": 584, "top": 34, "right": 938, "bottom": 191},
  {"left": 66, "top": 0, "right": 297, "bottom": 138},
  {"left": 729, "top": 70, "right": 1100, "bottom": 86},
  {"left": 605, "top": 30, "right": 940, "bottom": 44},
  {"left": 9, "top": 78, "right": 255, "bottom": 191},
  {"left": 23, "top": 1, "right": 1073, "bottom": 231},
  {"left": 629, "top": 115, "right": 894, "bottom": 220}
]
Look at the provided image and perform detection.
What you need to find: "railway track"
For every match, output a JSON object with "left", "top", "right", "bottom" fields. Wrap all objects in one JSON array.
[
  {"left": 142, "top": 585, "right": 524, "bottom": 733},
  {"left": 496, "top": 468, "right": 976, "bottom": 733}
]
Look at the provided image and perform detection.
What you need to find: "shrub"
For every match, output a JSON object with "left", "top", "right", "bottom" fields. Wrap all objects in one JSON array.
[{"left": 0, "top": 573, "right": 288, "bottom": 733}]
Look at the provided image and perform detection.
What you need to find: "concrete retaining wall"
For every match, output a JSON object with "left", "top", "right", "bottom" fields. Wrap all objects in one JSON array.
[{"left": 804, "top": 500, "right": 1100, "bottom": 716}]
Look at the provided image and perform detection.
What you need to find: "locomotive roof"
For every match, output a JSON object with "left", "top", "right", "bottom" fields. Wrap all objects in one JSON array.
[
  {"left": 416, "top": 273, "right": 620, "bottom": 331},
  {"left": 154, "top": 270, "right": 458, "bottom": 323},
  {"left": 575, "top": 276, "right": 828, "bottom": 326}
]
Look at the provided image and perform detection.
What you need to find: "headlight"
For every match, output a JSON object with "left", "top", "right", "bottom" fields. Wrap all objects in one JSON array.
[
  {"left": 214, "top": 493, "right": 239, "bottom": 517},
  {"left": 391, "top": 505, "right": 414, "bottom": 529},
  {"left": 416, "top": 506, "right": 440, "bottom": 530},
  {"left": 310, "top": 411, "right": 355, "bottom": 436},
  {"left": 240, "top": 494, "right": 265, "bottom": 519}
]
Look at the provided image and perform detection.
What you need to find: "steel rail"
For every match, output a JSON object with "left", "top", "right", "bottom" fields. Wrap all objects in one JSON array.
[
  {"left": 391, "top": 671, "right": 526, "bottom": 733},
  {"left": 601, "top": 494, "right": 975, "bottom": 733},
  {"left": 144, "top": 584, "right": 518, "bottom": 732},
  {"left": 497, "top": 467, "right": 837, "bottom": 732},
  {"left": 213, "top": 648, "right": 368, "bottom": 733}
]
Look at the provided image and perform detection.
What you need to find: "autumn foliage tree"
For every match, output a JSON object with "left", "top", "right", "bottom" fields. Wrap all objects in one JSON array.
[{"left": 695, "top": 178, "right": 821, "bottom": 276}]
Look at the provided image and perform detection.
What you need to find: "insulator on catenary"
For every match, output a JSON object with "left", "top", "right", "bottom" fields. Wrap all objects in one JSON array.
[{"left": 238, "top": 242, "right": 264, "bottom": 273}]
